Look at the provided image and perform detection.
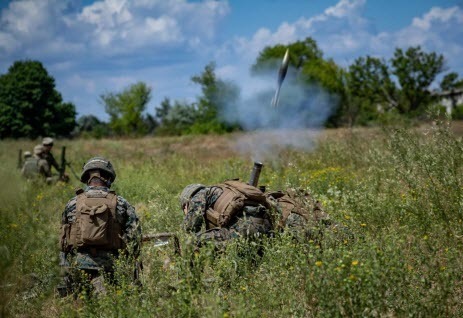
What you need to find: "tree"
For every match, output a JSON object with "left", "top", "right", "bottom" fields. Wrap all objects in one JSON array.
[
  {"left": 190, "top": 62, "right": 240, "bottom": 133},
  {"left": 101, "top": 81, "right": 151, "bottom": 136},
  {"left": 391, "top": 46, "right": 445, "bottom": 115},
  {"left": 155, "top": 98, "right": 172, "bottom": 123},
  {"left": 440, "top": 72, "right": 463, "bottom": 91},
  {"left": 156, "top": 100, "right": 198, "bottom": 135},
  {"left": 346, "top": 56, "right": 398, "bottom": 125},
  {"left": 74, "top": 114, "right": 109, "bottom": 138},
  {"left": 252, "top": 37, "right": 322, "bottom": 74},
  {"left": 0, "top": 60, "right": 76, "bottom": 138}
]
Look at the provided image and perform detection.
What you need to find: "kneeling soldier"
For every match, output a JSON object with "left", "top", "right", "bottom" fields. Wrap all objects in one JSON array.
[{"left": 58, "top": 157, "right": 141, "bottom": 296}]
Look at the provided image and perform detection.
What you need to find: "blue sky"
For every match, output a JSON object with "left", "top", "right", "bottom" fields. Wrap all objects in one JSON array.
[{"left": 1, "top": 0, "right": 462, "bottom": 120}]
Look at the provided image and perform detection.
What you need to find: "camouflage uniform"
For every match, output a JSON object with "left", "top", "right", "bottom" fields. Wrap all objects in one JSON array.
[{"left": 182, "top": 186, "right": 272, "bottom": 246}]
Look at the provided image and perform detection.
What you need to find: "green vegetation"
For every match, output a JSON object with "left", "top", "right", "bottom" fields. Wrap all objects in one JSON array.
[
  {"left": 1, "top": 119, "right": 463, "bottom": 317},
  {"left": 3, "top": 40, "right": 460, "bottom": 140},
  {"left": 0, "top": 60, "right": 76, "bottom": 139},
  {"left": 100, "top": 81, "right": 153, "bottom": 136},
  {"left": 255, "top": 40, "right": 448, "bottom": 127}
]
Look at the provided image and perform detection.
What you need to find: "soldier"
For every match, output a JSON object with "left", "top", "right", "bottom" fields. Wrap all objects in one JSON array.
[
  {"left": 21, "top": 145, "right": 52, "bottom": 182},
  {"left": 180, "top": 180, "right": 273, "bottom": 248},
  {"left": 23, "top": 150, "right": 32, "bottom": 160},
  {"left": 58, "top": 157, "right": 141, "bottom": 296},
  {"left": 42, "top": 137, "right": 61, "bottom": 173}
]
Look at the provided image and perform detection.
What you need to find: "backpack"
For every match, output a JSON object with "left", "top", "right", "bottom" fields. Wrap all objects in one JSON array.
[
  {"left": 65, "top": 189, "right": 123, "bottom": 251},
  {"left": 21, "top": 157, "right": 39, "bottom": 179},
  {"left": 205, "top": 180, "right": 270, "bottom": 228},
  {"left": 266, "top": 188, "right": 326, "bottom": 229}
]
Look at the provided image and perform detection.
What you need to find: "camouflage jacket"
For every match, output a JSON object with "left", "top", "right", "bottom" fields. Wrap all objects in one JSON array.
[
  {"left": 43, "top": 151, "right": 60, "bottom": 173},
  {"left": 60, "top": 186, "right": 141, "bottom": 271},
  {"left": 183, "top": 186, "right": 272, "bottom": 243}
]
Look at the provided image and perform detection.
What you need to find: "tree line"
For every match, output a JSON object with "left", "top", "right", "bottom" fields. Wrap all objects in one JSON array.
[{"left": 1, "top": 37, "right": 463, "bottom": 139}]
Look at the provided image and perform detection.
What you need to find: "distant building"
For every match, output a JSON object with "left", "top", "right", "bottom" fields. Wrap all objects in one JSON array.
[{"left": 432, "top": 88, "right": 463, "bottom": 114}]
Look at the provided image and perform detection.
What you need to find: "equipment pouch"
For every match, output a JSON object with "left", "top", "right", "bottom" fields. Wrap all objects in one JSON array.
[
  {"left": 206, "top": 208, "right": 220, "bottom": 228},
  {"left": 80, "top": 203, "right": 110, "bottom": 245}
]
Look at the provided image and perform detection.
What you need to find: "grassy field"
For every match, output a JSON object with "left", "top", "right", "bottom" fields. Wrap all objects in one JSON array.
[{"left": 1, "top": 121, "right": 463, "bottom": 317}]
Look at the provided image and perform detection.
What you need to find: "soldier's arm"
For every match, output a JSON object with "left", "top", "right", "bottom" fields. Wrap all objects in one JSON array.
[
  {"left": 117, "top": 196, "right": 142, "bottom": 256},
  {"left": 49, "top": 153, "right": 61, "bottom": 172},
  {"left": 182, "top": 187, "right": 223, "bottom": 233},
  {"left": 182, "top": 189, "right": 208, "bottom": 233},
  {"left": 60, "top": 197, "right": 76, "bottom": 252}
]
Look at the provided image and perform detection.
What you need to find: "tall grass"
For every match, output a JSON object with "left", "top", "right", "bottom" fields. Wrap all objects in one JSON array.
[{"left": 1, "top": 122, "right": 463, "bottom": 317}]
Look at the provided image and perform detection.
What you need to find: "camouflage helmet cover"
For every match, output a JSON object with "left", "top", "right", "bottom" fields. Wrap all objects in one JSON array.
[
  {"left": 80, "top": 157, "right": 116, "bottom": 184},
  {"left": 33, "top": 145, "right": 44, "bottom": 155},
  {"left": 42, "top": 137, "right": 54, "bottom": 146},
  {"left": 180, "top": 184, "right": 205, "bottom": 208},
  {"left": 23, "top": 151, "right": 32, "bottom": 158}
]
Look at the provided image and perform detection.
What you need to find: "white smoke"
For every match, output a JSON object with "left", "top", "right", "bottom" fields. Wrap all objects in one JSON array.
[{"left": 218, "top": 64, "right": 337, "bottom": 162}]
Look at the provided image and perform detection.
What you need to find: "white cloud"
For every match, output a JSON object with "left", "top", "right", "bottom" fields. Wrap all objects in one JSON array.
[
  {"left": 222, "top": 0, "right": 371, "bottom": 66},
  {"left": 222, "top": 0, "right": 463, "bottom": 74},
  {"left": 0, "top": 0, "right": 230, "bottom": 58},
  {"left": 325, "top": 0, "right": 366, "bottom": 18},
  {"left": 393, "top": 6, "right": 463, "bottom": 70}
]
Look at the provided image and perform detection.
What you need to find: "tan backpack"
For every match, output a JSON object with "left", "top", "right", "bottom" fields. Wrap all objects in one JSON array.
[
  {"left": 205, "top": 180, "right": 270, "bottom": 228},
  {"left": 266, "top": 188, "right": 326, "bottom": 229},
  {"left": 65, "top": 189, "right": 123, "bottom": 251}
]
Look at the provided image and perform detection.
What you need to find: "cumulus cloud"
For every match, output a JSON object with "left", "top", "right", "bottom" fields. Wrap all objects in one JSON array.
[
  {"left": 222, "top": 0, "right": 373, "bottom": 66},
  {"left": 394, "top": 6, "right": 463, "bottom": 68},
  {"left": 222, "top": 0, "right": 463, "bottom": 72},
  {"left": 0, "top": 0, "right": 230, "bottom": 60}
]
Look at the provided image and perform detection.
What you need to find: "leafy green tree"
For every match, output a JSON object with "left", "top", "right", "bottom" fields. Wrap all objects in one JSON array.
[
  {"left": 0, "top": 60, "right": 76, "bottom": 138},
  {"left": 440, "top": 72, "right": 463, "bottom": 91},
  {"left": 74, "top": 114, "right": 109, "bottom": 138},
  {"left": 252, "top": 37, "right": 322, "bottom": 74},
  {"left": 391, "top": 46, "right": 445, "bottom": 115},
  {"left": 101, "top": 81, "right": 151, "bottom": 136},
  {"left": 155, "top": 98, "right": 172, "bottom": 123},
  {"left": 190, "top": 62, "right": 240, "bottom": 133},
  {"left": 346, "top": 56, "right": 398, "bottom": 125},
  {"left": 157, "top": 100, "right": 198, "bottom": 135}
]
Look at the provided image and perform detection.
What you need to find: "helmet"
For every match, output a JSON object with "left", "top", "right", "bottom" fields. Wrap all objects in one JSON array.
[
  {"left": 80, "top": 157, "right": 116, "bottom": 184},
  {"left": 179, "top": 184, "right": 205, "bottom": 209},
  {"left": 23, "top": 151, "right": 32, "bottom": 158},
  {"left": 33, "top": 145, "right": 44, "bottom": 155},
  {"left": 42, "top": 137, "right": 54, "bottom": 146}
]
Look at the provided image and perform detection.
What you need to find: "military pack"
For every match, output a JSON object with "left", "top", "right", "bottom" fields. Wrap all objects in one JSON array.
[
  {"left": 266, "top": 188, "right": 326, "bottom": 229},
  {"left": 206, "top": 180, "right": 270, "bottom": 228},
  {"left": 21, "top": 157, "right": 39, "bottom": 178},
  {"left": 62, "top": 189, "right": 123, "bottom": 251}
]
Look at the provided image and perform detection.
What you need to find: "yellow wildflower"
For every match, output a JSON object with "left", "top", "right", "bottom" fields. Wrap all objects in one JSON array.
[
  {"left": 351, "top": 260, "right": 359, "bottom": 266},
  {"left": 315, "top": 261, "right": 323, "bottom": 267}
]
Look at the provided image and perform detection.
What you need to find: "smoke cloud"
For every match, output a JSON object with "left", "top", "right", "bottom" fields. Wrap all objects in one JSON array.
[{"left": 218, "top": 64, "right": 337, "bottom": 162}]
